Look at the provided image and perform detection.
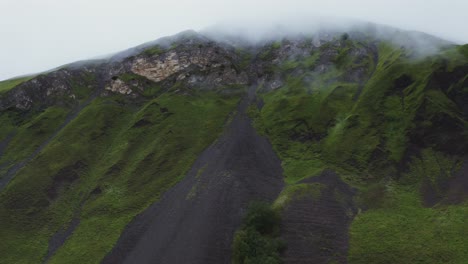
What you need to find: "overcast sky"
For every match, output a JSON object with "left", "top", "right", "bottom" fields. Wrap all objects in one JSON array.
[{"left": 1, "top": 0, "right": 467, "bottom": 81}]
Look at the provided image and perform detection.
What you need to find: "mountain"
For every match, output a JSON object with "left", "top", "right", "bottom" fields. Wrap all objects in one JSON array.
[{"left": 0, "top": 24, "right": 467, "bottom": 264}]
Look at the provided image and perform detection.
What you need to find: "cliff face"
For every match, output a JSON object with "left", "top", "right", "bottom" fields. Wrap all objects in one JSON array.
[{"left": 0, "top": 29, "right": 467, "bottom": 264}]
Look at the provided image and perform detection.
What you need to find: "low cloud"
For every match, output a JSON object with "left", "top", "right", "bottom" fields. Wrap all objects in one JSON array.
[
  {"left": 0, "top": 0, "right": 466, "bottom": 80},
  {"left": 202, "top": 16, "right": 454, "bottom": 58}
]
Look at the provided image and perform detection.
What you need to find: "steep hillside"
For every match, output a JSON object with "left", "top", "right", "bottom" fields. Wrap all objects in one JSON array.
[
  {"left": 248, "top": 37, "right": 468, "bottom": 264},
  {"left": 0, "top": 28, "right": 467, "bottom": 264}
]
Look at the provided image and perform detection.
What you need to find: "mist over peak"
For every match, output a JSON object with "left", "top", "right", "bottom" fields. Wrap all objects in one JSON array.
[
  {"left": 2, "top": 0, "right": 467, "bottom": 81},
  {"left": 201, "top": 16, "right": 454, "bottom": 56}
]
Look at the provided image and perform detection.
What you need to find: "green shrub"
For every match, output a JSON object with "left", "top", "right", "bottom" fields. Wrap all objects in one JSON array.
[
  {"left": 232, "top": 202, "right": 284, "bottom": 264},
  {"left": 458, "top": 44, "right": 468, "bottom": 58},
  {"left": 341, "top": 33, "right": 350, "bottom": 41},
  {"left": 243, "top": 202, "right": 280, "bottom": 235},
  {"left": 143, "top": 45, "right": 164, "bottom": 56}
]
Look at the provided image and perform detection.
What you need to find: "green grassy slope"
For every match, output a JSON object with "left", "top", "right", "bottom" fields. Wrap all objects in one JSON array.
[
  {"left": 250, "top": 41, "right": 468, "bottom": 263},
  {"left": 0, "top": 107, "right": 70, "bottom": 167},
  {"left": 0, "top": 76, "right": 34, "bottom": 94},
  {"left": 0, "top": 86, "right": 240, "bottom": 263},
  {"left": 349, "top": 186, "right": 468, "bottom": 264},
  {"left": 0, "top": 72, "right": 99, "bottom": 182}
]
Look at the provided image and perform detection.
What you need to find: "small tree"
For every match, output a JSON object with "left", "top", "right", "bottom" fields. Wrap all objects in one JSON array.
[
  {"left": 232, "top": 201, "right": 284, "bottom": 264},
  {"left": 341, "top": 33, "right": 350, "bottom": 41}
]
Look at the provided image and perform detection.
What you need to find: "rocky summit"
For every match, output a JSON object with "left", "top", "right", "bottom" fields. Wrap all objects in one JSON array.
[{"left": 0, "top": 25, "right": 467, "bottom": 264}]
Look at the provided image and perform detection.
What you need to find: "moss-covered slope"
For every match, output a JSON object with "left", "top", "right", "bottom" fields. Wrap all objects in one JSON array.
[{"left": 250, "top": 39, "right": 468, "bottom": 263}]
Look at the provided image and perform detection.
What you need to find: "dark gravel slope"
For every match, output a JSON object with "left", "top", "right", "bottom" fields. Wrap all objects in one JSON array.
[
  {"left": 280, "top": 171, "right": 357, "bottom": 264},
  {"left": 102, "top": 86, "right": 284, "bottom": 264}
]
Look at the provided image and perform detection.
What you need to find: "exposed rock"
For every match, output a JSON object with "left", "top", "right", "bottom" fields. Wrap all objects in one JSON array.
[
  {"left": 0, "top": 67, "right": 99, "bottom": 111},
  {"left": 105, "top": 78, "right": 133, "bottom": 95},
  {"left": 129, "top": 44, "right": 248, "bottom": 90},
  {"left": 131, "top": 52, "right": 183, "bottom": 82}
]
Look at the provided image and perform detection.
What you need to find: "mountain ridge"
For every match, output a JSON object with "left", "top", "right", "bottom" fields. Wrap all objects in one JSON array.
[{"left": 0, "top": 25, "right": 467, "bottom": 263}]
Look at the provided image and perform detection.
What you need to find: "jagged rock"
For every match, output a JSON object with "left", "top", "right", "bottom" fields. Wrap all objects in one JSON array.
[
  {"left": 0, "top": 69, "right": 96, "bottom": 111},
  {"left": 105, "top": 78, "right": 132, "bottom": 95}
]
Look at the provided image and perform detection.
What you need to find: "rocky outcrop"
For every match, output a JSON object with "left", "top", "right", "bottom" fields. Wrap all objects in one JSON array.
[
  {"left": 0, "top": 68, "right": 99, "bottom": 111},
  {"left": 128, "top": 43, "right": 248, "bottom": 89},
  {"left": 0, "top": 31, "right": 376, "bottom": 110},
  {"left": 132, "top": 51, "right": 195, "bottom": 82},
  {"left": 105, "top": 78, "right": 133, "bottom": 95}
]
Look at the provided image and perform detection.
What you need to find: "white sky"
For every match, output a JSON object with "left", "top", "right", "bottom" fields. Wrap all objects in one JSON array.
[{"left": 0, "top": 0, "right": 467, "bottom": 81}]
